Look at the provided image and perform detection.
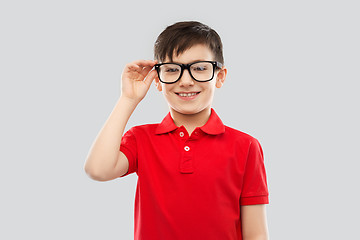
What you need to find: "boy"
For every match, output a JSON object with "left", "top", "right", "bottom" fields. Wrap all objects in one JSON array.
[{"left": 84, "top": 21, "right": 269, "bottom": 240}]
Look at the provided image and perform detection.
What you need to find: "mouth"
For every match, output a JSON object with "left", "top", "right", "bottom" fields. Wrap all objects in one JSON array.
[
  {"left": 175, "top": 91, "right": 201, "bottom": 100},
  {"left": 175, "top": 92, "right": 201, "bottom": 97}
]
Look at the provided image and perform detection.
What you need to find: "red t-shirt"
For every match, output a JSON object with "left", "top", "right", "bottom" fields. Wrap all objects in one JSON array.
[{"left": 119, "top": 108, "right": 269, "bottom": 240}]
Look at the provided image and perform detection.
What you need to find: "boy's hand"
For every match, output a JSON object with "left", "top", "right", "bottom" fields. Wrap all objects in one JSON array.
[{"left": 120, "top": 60, "right": 158, "bottom": 103}]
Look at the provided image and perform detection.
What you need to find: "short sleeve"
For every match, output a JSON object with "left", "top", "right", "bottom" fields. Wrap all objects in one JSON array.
[
  {"left": 240, "top": 138, "right": 269, "bottom": 205},
  {"left": 119, "top": 127, "right": 138, "bottom": 178}
]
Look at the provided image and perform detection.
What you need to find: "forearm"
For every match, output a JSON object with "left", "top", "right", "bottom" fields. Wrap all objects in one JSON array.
[
  {"left": 241, "top": 205, "right": 269, "bottom": 240},
  {"left": 243, "top": 234, "right": 269, "bottom": 240},
  {"left": 84, "top": 95, "right": 139, "bottom": 178}
]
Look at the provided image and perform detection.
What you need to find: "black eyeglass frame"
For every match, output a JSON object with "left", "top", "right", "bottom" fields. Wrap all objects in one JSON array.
[{"left": 154, "top": 60, "right": 223, "bottom": 84}]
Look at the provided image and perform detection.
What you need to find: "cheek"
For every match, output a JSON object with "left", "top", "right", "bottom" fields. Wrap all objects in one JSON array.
[
  {"left": 205, "top": 84, "right": 216, "bottom": 94},
  {"left": 162, "top": 86, "right": 173, "bottom": 97}
]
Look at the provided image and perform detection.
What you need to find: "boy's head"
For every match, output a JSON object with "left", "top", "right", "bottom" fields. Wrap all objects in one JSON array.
[
  {"left": 153, "top": 21, "right": 227, "bottom": 116},
  {"left": 154, "top": 21, "right": 224, "bottom": 64}
]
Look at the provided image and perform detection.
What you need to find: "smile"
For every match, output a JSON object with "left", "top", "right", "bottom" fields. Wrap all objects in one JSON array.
[
  {"left": 177, "top": 92, "right": 199, "bottom": 97},
  {"left": 175, "top": 92, "right": 200, "bottom": 100}
]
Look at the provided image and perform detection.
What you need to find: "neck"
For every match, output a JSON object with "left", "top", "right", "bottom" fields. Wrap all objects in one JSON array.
[{"left": 170, "top": 107, "right": 211, "bottom": 134}]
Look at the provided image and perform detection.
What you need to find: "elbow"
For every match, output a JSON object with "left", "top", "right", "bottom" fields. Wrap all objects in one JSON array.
[
  {"left": 84, "top": 168, "right": 110, "bottom": 182},
  {"left": 84, "top": 161, "right": 110, "bottom": 182}
]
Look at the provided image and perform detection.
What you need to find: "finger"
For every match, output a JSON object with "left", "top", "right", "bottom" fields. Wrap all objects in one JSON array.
[
  {"left": 140, "top": 65, "right": 154, "bottom": 77},
  {"left": 125, "top": 63, "right": 143, "bottom": 74},
  {"left": 143, "top": 69, "right": 158, "bottom": 86},
  {"left": 131, "top": 59, "right": 157, "bottom": 68}
]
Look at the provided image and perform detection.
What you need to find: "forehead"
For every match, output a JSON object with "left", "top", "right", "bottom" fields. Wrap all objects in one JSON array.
[{"left": 165, "top": 44, "right": 215, "bottom": 63}]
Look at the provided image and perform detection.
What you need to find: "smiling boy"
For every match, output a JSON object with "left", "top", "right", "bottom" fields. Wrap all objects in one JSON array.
[{"left": 85, "top": 21, "right": 269, "bottom": 240}]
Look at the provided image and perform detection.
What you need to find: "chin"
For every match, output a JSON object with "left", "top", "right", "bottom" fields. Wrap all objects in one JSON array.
[{"left": 171, "top": 105, "right": 209, "bottom": 115}]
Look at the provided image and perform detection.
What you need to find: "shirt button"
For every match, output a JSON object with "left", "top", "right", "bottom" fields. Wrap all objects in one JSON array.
[
  {"left": 179, "top": 132, "right": 184, "bottom": 137},
  {"left": 184, "top": 146, "right": 190, "bottom": 151}
]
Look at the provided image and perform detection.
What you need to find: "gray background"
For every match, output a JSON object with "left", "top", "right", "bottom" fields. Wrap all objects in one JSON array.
[{"left": 1, "top": 0, "right": 359, "bottom": 239}]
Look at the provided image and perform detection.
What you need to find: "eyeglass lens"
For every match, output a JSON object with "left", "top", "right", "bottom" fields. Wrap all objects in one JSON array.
[{"left": 158, "top": 62, "right": 214, "bottom": 83}]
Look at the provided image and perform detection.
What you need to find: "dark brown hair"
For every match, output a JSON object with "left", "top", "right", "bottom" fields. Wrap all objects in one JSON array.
[{"left": 154, "top": 21, "right": 224, "bottom": 64}]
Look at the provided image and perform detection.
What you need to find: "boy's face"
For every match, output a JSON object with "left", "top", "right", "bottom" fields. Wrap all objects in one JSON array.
[{"left": 154, "top": 44, "right": 227, "bottom": 116}]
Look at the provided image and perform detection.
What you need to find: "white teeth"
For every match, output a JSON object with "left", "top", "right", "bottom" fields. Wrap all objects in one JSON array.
[{"left": 178, "top": 92, "right": 198, "bottom": 97}]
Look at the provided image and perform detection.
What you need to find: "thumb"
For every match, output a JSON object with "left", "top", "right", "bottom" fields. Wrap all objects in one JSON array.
[{"left": 143, "top": 69, "right": 157, "bottom": 86}]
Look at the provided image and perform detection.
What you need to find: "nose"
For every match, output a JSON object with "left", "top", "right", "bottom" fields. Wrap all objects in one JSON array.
[{"left": 178, "top": 69, "right": 195, "bottom": 87}]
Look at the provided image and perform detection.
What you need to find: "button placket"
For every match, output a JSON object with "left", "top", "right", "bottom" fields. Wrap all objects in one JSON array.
[{"left": 180, "top": 137, "right": 194, "bottom": 173}]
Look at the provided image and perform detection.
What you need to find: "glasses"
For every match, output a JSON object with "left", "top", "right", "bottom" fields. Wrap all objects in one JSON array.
[{"left": 154, "top": 61, "right": 222, "bottom": 84}]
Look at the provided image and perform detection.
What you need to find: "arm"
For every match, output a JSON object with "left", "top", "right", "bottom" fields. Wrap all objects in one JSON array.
[
  {"left": 84, "top": 60, "right": 158, "bottom": 181},
  {"left": 241, "top": 204, "right": 269, "bottom": 240}
]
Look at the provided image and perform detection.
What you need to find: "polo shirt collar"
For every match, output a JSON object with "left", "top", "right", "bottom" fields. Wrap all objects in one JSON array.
[{"left": 155, "top": 108, "right": 225, "bottom": 135}]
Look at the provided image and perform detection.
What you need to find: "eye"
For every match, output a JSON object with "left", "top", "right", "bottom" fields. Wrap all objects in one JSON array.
[
  {"left": 192, "top": 65, "right": 207, "bottom": 71},
  {"left": 191, "top": 62, "right": 212, "bottom": 72},
  {"left": 160, "top": 64, "right": 180, "bottom": 73},
  {"left": 165, "top": 67, "right": 179, "bottom": 73},
  {"left": 194, "top": 66, "right": 207, "bottom": 71}
]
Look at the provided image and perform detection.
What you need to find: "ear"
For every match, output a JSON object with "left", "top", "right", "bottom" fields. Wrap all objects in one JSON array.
[
  {"left": 154, "top": 74, "right": 162, "bottom": 91},
  {"left": 215, "top": 66, "right": 227, "bottom": 88}
]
